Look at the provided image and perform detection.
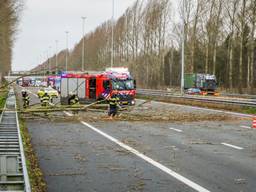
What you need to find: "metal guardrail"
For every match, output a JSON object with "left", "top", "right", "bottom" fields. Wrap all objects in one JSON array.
[
  {"left": 137, "top": 89, "right": 256, "bottom": 108},
  {"left": 0, "top": 89, "right": 31, "bottom": 191}
]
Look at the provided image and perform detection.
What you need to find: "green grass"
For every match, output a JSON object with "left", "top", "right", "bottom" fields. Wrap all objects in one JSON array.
[
  {"left": 242, "top": 107, "right": 256, "bottom": 115},
  {"left": 18, "top": 115, "right": 47, "bottom": 192},
  {"left": 16, "top": 93, "right": 47, "bottom": 192},
  {"left": 0, "top": 89, "right": 8, "bottom": 109}
]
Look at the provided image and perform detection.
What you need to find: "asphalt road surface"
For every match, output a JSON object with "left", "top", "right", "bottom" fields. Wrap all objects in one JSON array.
[{"left": 16, "top": 86, "right": 256, "bottom": 192}]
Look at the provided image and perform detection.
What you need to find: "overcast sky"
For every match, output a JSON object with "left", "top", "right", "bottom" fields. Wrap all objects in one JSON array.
[{"left": 12, "top": 0, "right": 137, "bottom": 71}]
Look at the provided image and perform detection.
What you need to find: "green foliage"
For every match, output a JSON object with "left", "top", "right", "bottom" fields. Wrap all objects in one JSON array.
[
  {"left": 242, "top": 107, "right": 256, "bottom": 115},
  {"left": 16, "top": 98, "right": 47, "bottom": 192},
  {"left": 0, "top": 89, "right": 8, "bottom": 109},
  {"left": 0, "top": 0, "right": 23, "bottom": 75}
]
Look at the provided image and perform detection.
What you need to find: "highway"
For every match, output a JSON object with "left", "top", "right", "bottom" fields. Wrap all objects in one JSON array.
[{"left": 16, "top": 86, "right": 256, "bottom": 192}]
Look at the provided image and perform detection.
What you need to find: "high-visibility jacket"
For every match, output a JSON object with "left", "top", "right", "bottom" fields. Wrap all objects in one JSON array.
[
  {"left": 109, "top": 97, "right": 119, "bottom": 108},
  {"left": 69, "top": 95, "right": 79, "bottom": 105},
  {"left": 23, "top": 96, "right": 30, "bottom": 101},
  {"left": 41, "top": 95, "right": 50, "bottom": 103},
  {"left": 38, "top": 90, "right": 45, "bottom": 98}
]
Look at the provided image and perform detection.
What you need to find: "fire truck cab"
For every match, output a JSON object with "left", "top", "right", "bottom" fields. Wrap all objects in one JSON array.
[{"left": 60, "top": 68, "right": 136, "bottom": 105}]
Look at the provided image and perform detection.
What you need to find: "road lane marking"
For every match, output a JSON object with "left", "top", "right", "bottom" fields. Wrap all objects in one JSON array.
[
  {"left": 18, "top": 86, "right": 38, "bottom": 97},
  {"left": 169, "top": 127, "right": 183, "bottom": 133},
  {"left": 80, "top": 121, "right": 211, "bottom": 192},
  {"left": 27, "top": 90, "right": 38, "bottom": 97},
  {"left": 221, "top": 143, "right": 244, "bottom": 150},
  {"left": 64, "top": 111, "right": 73, "bottom": 117},
  {"left": 240, "top": 125, "right": 251, "bottom": 129}
]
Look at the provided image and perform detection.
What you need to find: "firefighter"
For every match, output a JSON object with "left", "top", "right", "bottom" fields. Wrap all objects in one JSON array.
[
  {"left": 37, "top": 88, "right": 45, "bottom": 98},
  {"left": 41, "top": 92, "right": 50, "bottom": 107},
  {"left": 68, "top": 92, "right": 79, "bottom": 105},
  {"left": 107, "top": 94, "right": 120, "bottom": 119},
  {"left": 21, "top": 90, "right": 30, "bottom": 108}
]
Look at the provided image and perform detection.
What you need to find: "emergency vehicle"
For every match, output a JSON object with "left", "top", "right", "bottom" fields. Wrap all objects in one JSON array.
[
  {"left": 21, "top": 77, "right": 31, "bottom": 87},
  {"left": 48, "top": 75, "right": 61, "bottom": 92},
  {"left": 60, "top": 68, "right": 136, "bottom": 105}
]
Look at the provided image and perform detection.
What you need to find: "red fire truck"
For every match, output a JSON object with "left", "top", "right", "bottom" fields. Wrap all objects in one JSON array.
[{"left": 60, "top": 68, "right": 136, "bottom": 105}]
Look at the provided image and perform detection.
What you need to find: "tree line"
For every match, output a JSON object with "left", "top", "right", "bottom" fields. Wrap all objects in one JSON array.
[
  {"left": 36, "top": 0, "right": 256, "bottom": 93},
  {"left": 0, "top": 0, "right": 22, "bottom": 78}
]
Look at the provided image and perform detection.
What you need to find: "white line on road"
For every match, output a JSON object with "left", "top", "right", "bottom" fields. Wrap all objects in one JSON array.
[
  {"left": 63, "top": 111, "right": 73, "bottom": 117},
  {"left": 221, "top": 143, "right": 244, "bottom": 150},
  {"left": 27, "top": 90, "right": 38, "bottom": 97},
  {"left": 80, "top": 121, "right": 211, "bottom": 192},
  {"left": 169, "top": 127, "right": 183, "bottom": 133},
  {"left": 18, "top": 85, "right": 38, "bottom": 97},
  {"left": 240, "top": 125, "right": 251, "bottom": 129}
]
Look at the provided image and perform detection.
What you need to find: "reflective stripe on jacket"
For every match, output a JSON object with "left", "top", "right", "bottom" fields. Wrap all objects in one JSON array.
[
  {"left": 109, "top": 97, "right": 119, "bottom": 106},
  {"left": 41, "top": 95, "right": 50, "bottom": 103}
]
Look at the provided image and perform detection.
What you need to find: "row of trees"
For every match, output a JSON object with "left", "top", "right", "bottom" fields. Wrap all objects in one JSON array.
[
  {"left": 37, "top": 0, "right": 256, "bottom": 93},
  {"left": 0, "top": 0, "right": 22, "bottom": 77}
]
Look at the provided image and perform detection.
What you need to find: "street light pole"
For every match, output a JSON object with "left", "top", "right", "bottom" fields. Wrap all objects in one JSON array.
[
  {"left": 55, "top": 40, "right": 58, "bottom": 74},
  {"left": 181, "top": 0, "right": 185, "bottom": 95},
  {"left": 82, "top": 17, "right": 86, "bottom": 72},
  {"left": 44, "top": 51, "right": 47, "bottom": 79},
  {"left": 111, "top": 0, "right": 115, "bottom": 67},
  {"left": 49, "top": 46, "right": 52, "bottom": 74},
  {"left": 65, "top": 31, "right": 69, "bottom": 72}
]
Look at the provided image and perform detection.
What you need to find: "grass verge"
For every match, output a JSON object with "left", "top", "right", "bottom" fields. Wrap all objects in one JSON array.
[
  {"left": 0, "top": 88, "right": 8, "bottom": 109},
  {"left": 16, "top": 97, "right": 47, "bottom": 192},
  {"left": 242, "top": 107, "right": 256, "bottom": 115}
]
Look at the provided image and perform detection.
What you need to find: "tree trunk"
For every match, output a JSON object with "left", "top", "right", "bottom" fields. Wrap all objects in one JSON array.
[
  {"left": 250, "top": 1, "right": 256, "bottom": 93},
  {"left": 229, "top": 39, "right": 233, "bottom": 89},
  {"left": 238, "top": 0, "right": 246, "bottom": 93}
]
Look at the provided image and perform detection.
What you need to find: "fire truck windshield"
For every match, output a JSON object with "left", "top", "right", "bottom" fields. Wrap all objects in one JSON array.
[{"left": 112, "top": 80, "right": 134, "bottom": 90}]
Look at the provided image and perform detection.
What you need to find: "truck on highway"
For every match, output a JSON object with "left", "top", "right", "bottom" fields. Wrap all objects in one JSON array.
[
  {"left": 184, "top": 73, "right": 218, "bottom": 95},
  {"left": 60, "top": 67, "right": 136, "bottom": 105},
  {"left": 21, "top": 77, "right": 31, "bottom": 87},
  {"left": 48, "top": 75, "right": 61, "bottom": 92}
]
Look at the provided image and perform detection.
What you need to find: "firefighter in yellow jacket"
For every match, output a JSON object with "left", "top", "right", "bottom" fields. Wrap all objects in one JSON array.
[
  {"left": 41, "top": 92, "right": 50, "bottom": 107},
  {"left": 107, "top": 94, "right": 120, "bottom": 119}
]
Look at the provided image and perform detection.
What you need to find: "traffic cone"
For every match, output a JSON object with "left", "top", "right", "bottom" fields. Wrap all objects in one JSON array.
[{"left": 252, "top": 117, "right": 256, "bottom": 129}]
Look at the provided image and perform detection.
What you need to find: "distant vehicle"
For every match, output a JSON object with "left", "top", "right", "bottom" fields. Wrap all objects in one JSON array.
[
  {"left": 184, "top": 73, "right": 217, "bottom": 95},
  {"left": 21, "top": 77, "right": 31, "bottom": 87},
  {"left": 186, "top": 88, "right": 202, "bottom": 95},
  {"left": 38, "top": 87, "right": 59, "bottom": 98},
  {"left": 47, "top": 75, "right": 61, "bottom": 90},
  {"left": 35, "top": 80, "right": 41, "bottom": 87},
  {"left": 60, "top": 67, "right": 136, "bottom": 105},
  {"left": 40, "top": 81, "right": 47, "bottom": 87}
]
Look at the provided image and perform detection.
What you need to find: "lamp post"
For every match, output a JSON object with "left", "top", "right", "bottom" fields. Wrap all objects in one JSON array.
[
  {"left": 181, "top": 0, "right": 185, "bottom": 95},
  {"left": 82, "top": 17, "right": 86, "bottom": 72},
  {"left": 44, "top": 51, "right": 47, "bottom": 79},
  {"left": 65, "top": 31, "right": 69, "bottom": 72},
  {"left": 55, "top": 40, "right": 58, "bottom": 74},
  {"left": 49, "top": 46, "right": 52, "bottom": 74},
  {"left": 111, "top": 0, "right": 115, "bottom": 67}
]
